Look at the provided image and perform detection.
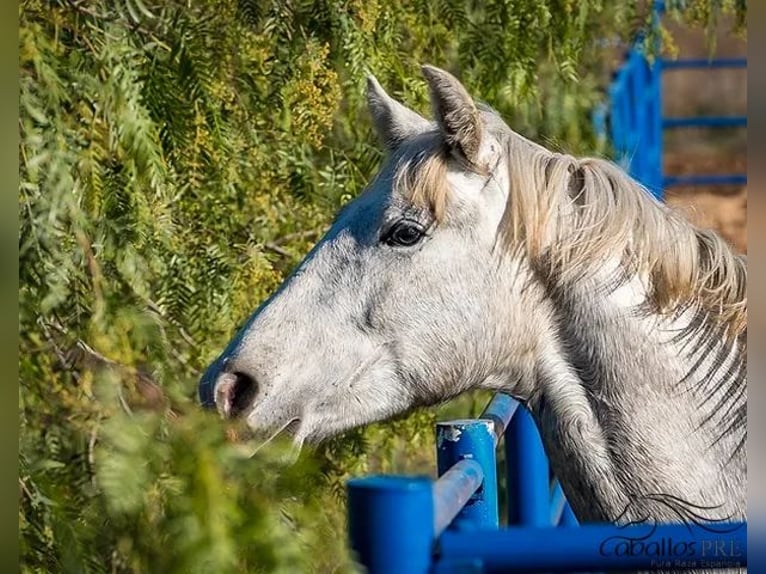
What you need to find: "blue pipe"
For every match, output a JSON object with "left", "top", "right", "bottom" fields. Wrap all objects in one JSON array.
[
  {"left": 506, "top": 407, "right": 549, "bottom": 526},
  {"left": 661, "top": 58, "right": 747, "bottom": 69},
  {"left": 479, "top": 393, "right": 519, "bottom": 446},
  {"left": 433, "top": 459, "right": 484, "bottom": 536},
  {"left": 549, "top": 480, "right": 567, "bottom": 525},
  {"left": 663, "top": 116, "right": 747, "bottom": 129},
  {"left": 436, "top": 522, "right": 747, "bottom": 573},
  {"left": 663, "top": 174, "right": 747, "bottom": 187},
  {"left": 558, "top": 502, "right": 579, "bottom": 527},
  {"left": 437, "top": 420, "right": 499, "bottom": 530},
  {"left": 347, "top": 476, "right": 434, "bottom": 574}
]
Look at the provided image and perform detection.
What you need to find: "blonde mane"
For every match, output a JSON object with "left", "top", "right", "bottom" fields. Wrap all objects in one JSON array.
[{"left": 394, "top": 128, "right": 747, "bottom": 342}]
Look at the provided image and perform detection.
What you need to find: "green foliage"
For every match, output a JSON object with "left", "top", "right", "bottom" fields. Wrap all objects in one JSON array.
[{"left": 19, "top": 0, "right": 745, "bottom": 572}]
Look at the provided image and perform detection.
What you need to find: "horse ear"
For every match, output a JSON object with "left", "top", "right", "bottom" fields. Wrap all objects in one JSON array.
[
  {"left": 421, "top": 65, "right": 482, "bottom": 165},
  {"left": 366, "top": 75, "right": 430, "bottom": 152}
]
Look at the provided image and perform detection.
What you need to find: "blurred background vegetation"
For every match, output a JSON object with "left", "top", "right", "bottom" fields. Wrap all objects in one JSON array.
[{"left": 18, "top": 1, "right": 745, "bottom": 572}]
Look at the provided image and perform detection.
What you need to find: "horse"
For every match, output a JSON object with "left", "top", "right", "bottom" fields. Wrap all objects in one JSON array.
[{"left": 198, "top": 65, "right": 746, "bottom": 530}]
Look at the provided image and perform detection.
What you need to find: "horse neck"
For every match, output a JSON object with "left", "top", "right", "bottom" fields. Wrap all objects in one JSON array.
[{"left": 520, "top": 265, "right": 746, "bottom": 524}]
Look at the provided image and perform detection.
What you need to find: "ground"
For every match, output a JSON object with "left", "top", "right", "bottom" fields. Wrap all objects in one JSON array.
[{"left": 664, "top": 148, "right": 747, "bottom": 254}]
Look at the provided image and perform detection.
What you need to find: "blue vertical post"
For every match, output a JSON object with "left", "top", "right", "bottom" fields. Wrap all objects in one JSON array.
[
  {"left": 506, "top": 407, "right": 549, "bottom": 526},
  {"left": 436, "top": 419, "right": 498, "bottom": 530},
  {"left": 559, "top": 501, "right": 580, "bottom": 526},
  {"left": 347, "top": 476, "right": 434, "bottom": 574}
]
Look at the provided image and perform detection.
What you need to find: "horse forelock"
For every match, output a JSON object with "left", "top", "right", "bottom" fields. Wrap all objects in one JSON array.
[{"left": 392, "top": 133, "right": 450, "bottom": 221}]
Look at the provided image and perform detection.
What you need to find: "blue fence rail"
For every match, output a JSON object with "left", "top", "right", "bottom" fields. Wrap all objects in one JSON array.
[
  {"left": 346, "top": 394, "right": 746, "bottom": 573},
  {"left": 597, "top": 1, "right": 747, "bottom": 199}
]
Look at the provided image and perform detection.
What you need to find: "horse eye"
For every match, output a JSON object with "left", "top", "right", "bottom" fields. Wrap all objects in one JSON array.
[{"left": 383, "top": 221, "right": 426, "bottom": 247}]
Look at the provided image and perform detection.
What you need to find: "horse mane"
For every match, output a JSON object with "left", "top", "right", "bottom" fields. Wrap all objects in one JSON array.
[
  {"left": 393, "top": 123, "right": 747, "bottom": 345},
  {"left": 393, "top": 124, "right": 746, "bottom": 454}
]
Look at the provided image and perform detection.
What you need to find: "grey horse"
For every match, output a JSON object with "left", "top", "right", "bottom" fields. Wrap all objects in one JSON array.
[{"left": 199, "top": 65, "right": 746, "bottom": 531}]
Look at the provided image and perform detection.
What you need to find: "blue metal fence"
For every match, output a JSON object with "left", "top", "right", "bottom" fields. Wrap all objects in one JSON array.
[
  {"left": 346, "top": 394, "right": 746, "bottom": 573},
  {"left": 600, "top": 1, "right": 747, "bottom": 199}
]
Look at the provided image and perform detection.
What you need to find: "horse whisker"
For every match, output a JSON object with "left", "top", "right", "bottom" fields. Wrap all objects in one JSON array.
[{"left": 246, "top": 416, "right": 300, "bottom": 459}]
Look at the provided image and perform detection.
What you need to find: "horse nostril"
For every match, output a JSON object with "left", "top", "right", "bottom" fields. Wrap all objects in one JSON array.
[{"left": 214, "top": 371, "right": 258, "bottom": 419}]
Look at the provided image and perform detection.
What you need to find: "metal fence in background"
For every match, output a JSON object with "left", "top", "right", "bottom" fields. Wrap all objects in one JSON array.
[{"left": 594, "top": 0, "right": 747, "bottom": 199}]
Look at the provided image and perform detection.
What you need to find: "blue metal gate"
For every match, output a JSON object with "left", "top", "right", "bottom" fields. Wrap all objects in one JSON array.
[
  {"left": 596, "top": 0, "right": 747, "bottom": 199},
  {"left": 346, "top": 394, "right": 746, "bottom": 573}
]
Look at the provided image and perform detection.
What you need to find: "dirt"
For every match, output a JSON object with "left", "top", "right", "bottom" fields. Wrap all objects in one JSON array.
[{"left": 663, "top": 150, "right": 747, "bottom": 254}]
